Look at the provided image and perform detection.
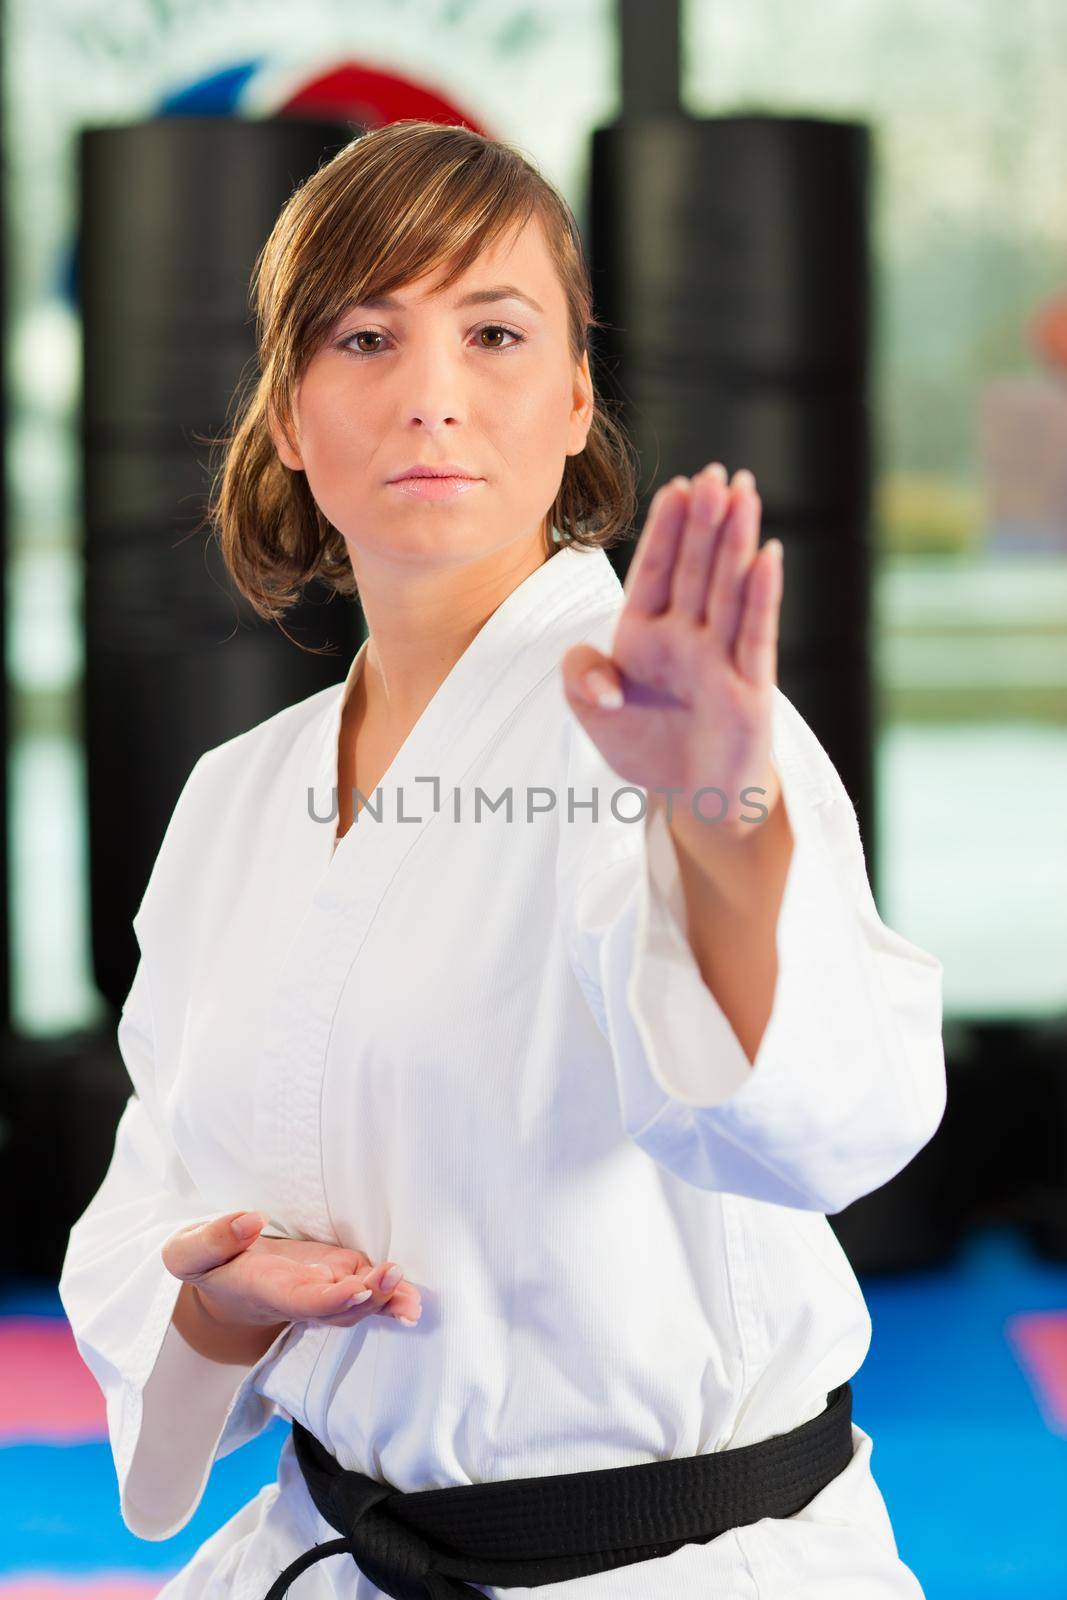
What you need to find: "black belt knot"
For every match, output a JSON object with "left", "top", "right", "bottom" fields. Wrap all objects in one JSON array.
[
  {"left": 325, "top": 1471, "right": 441, "bottom": 1597},
  {"left": 264, "top": 1425, "right": 473, "bottom": 1600}
]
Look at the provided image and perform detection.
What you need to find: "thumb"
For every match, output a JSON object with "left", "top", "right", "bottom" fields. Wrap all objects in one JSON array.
[
  {"left": 560, "top": 645, "right": 625, "bottom": 711},
  {"left": 161, "top": 1210, "right": 265, "bottom": 1280}
]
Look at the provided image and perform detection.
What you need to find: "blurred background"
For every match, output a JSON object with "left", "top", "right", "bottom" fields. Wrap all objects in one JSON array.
[{"left": 0, "top": 0, "right": 1065, "bottom": 1595}]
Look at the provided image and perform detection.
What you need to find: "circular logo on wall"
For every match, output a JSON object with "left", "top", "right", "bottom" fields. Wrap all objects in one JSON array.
[{"left": 158, "top": 56, "right": 490, "bottom": 135}]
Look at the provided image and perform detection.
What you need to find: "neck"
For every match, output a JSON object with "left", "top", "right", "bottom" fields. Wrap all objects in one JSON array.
[{"left": 349, "top": 528, "right": 554, "bottom": 730}]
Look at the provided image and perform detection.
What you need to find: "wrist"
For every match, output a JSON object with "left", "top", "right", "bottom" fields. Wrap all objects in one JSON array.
[
  {"left": 173, "top": 1282, "right": 288, "bottom": 1365},
  {"left": 663, "top": 764, "right": 781, "bottom": 859}
]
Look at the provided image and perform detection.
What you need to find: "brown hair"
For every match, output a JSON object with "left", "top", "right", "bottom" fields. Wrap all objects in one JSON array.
[{"left": 206, "top": 118, "right": 640, "bottom": 628}]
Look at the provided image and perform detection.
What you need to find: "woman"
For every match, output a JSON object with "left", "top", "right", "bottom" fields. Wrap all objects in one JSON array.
[{"left": 59, "top": 120, "right": 945, "bottom": 1598}]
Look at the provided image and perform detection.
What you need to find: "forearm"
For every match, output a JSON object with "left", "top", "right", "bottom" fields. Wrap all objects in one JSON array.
[
  {"left": 663, "top": 763, "right": 794, "bottom": 1066},
  {"left": 171, "top": 1280, "right": 289, "bottom": 1366}
]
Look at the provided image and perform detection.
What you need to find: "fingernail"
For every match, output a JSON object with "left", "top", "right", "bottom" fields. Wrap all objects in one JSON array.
[
  {"left": 381, "top": 1263, "right": 403, "bottom": 1291},
  {"left": 733, "top": 468, "right": 756, "bottom": 491},
  {"left": 231, "top": 1212, "right": 263, "bottom": 1239},
  {"left": 706, "top": 462, "right": 728, "bottom": 482},
  {"left": 348, "top": 1287, "right": 373, "bottom": 1305},
  {"left": 584, "top": 670, "right": 624, "bottom": 710},
  {"left": 396, "top": 1315, "right": 419, "bottom": 1327}
]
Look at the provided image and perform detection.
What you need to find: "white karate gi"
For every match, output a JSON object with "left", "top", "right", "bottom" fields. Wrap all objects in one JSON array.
[{"left": 59, "top": 542, "right": 945, "bottom": 1599}]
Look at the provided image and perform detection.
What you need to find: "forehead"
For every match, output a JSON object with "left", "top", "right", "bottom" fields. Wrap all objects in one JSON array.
[{"left": 362, "top": 213, "right": 562, "bottom": 314}]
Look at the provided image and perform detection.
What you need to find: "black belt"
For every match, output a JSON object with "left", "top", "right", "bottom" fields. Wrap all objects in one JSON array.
[{"left": 263, "top": 1381, "right": 853, "bottom": 1599}]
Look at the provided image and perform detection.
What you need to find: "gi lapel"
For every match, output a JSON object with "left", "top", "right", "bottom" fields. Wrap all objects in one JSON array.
[{"left": 257, "top": 543, "right": 625, "bottom": 1240}]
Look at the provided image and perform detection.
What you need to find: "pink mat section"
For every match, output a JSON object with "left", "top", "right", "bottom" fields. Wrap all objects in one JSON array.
[
  {"left": 1006, "top": 1309, "right": 1067, "bottom": 1435},
  {"left": 0, "top": 1580, "right": 167, "bottom": 1597},
  {"left": 0, "top": 1319, "right": 105, "bottom": 1441}
]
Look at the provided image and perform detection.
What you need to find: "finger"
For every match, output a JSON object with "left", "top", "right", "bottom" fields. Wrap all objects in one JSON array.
[
  {"left": 669, "top": 463, "right": 731, "bottom": 623},
  {"left": 307, "top": 1262, "right": 419, "bottom": 1326},
  {"left": 309, "top": 1248, "right": 372, "bottom": 1283},
  {"left": 360, "top": 1260, "right": 419, "bottom": 1321},
  {"left": 622, "top": 477, "right": 691, "bottom": 617},
  {"left": 704, "top": 471, "right": 762, "bottom": 649},
  {"left": 560, "top": 643, "right": 624, "bottom": 712},
  {"left": 385, "top": 1285, "right": 421, "bottom": 1322},
  {"left": 352, "top": 1259, "right": 407, "bottom": 1305},
  {"left": 161, "top": 1211, "right": 264, "bottom": 1280},
  {"left": 287, "top": 1269, "right": 376, "bottom": 1321},
  {"left": 289, "top": 1257, "right": 400, "bottom": 1318},
  {"left": 383, "top": 1275, "right": 421, "bottom": 1311},
  {"left": 314, "top": 1285, "right": 422, "bottom": 1330},
  {"left": 734, "top": 540, "right": 783, "bottom": 688},
  {"left": 382, "top": 1286, "right": 422, "bottom": 1324}
]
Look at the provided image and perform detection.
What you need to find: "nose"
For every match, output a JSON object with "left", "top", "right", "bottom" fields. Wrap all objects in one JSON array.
[{"left": 398, "top": 334, "right": 464, "bottom": 431}]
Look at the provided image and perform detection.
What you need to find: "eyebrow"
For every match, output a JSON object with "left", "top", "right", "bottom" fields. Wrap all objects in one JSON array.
[{"left": 351, "top": 284, "right": 545, "bottom": 316}]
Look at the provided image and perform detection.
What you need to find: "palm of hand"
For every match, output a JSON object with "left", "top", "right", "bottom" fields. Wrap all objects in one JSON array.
[
  {"left": 561, "top": 465, "right": 783, "bottom": 828},
  {"left": 214, "top": 1236, "right": 419, "bottom": 1324}
]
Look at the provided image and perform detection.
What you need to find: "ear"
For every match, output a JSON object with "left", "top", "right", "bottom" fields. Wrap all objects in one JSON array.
[
  {"left": 566, "top": 348, "right": 595, "bottom": 457},
  {"left": 267, "top": 401, "right": 304, "bottom": 472}
]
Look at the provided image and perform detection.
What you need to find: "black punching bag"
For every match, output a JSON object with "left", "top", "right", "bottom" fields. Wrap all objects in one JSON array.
[
  {"left": 0, "top": 30, "right": 10, "bottom": 1040},
  {"left": 584, "top": 1, "right": 959, "bottom": 1275},
  {"left": 79, "top": 115, "right": 360, "bottom": 1013},
  {"left": 588, "top": 110, "right": 875, "bottom": 881}
]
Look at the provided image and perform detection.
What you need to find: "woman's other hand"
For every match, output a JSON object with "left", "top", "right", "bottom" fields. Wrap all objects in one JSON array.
[{"left": 161, "top": 1210, "right": 421, "bottom": 1333}]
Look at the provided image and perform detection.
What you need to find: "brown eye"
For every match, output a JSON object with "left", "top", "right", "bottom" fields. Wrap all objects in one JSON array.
[
  {"left": 475, "top": 325, "right": 524, "bottom": 350},
  {"left": 351, "top": 331, "right": 384, "bottom": 354}
]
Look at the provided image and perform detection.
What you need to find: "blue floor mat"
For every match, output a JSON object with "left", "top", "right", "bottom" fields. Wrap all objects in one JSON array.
[{"left": 1, "top": 1222, "right": 1064, "bottom": 1597}]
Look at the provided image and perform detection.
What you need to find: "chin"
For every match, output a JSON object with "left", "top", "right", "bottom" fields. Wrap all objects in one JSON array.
[{"left": 349, "top": 522, "right": 495, "bottom": 565}]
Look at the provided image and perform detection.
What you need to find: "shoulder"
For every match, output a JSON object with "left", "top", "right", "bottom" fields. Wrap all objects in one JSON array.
[
  {"left": 199, "top": 674, "right": 342, "bottom": 783},
  {"left": 132, "top": 675, "right": 342, "bottom": 927},
  {"left": 158, "top": 675, "right": 340, "bottom": 827}
]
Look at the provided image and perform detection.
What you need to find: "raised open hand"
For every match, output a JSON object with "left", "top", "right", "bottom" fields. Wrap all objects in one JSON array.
[{"left": 560, "top": 464, "right": 784, "bottom": 835}]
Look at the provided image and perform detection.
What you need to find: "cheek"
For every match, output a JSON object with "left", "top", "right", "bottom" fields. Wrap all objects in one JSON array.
[
  {"left": 293, "top": 395, "right": 375, "bottom": 530},
  {"left": 298, "top": 366, "right": 371, "bottom": 456},
  {"left": 318, "top": 389, "right": 370, "bottom": 455},
  {"left": 300, "top": 406, "right": 374, "bottom": 501},
  {"left": 486, "top": 369, "right": 573, "bottom": 449}
]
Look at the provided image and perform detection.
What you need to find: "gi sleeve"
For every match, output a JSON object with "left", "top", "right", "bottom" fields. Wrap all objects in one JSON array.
[
  {"left": 57, "top": 949, "right": 295, "bottom": 1541},
  {"left": 557, "top": 682, "right": 946, "bottom": 1216}
]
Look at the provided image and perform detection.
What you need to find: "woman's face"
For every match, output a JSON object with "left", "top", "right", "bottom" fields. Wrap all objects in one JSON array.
[{"left": 270, "top": 212, "right": 594, "bottom": 572}]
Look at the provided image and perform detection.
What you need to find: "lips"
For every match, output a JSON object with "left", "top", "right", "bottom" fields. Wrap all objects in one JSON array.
[
  {"left": 388, "top": 474, "right": 484, "bottom": 501},
  {"left": 389, "top": 465, "right": 481, "bottom": 482}
]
